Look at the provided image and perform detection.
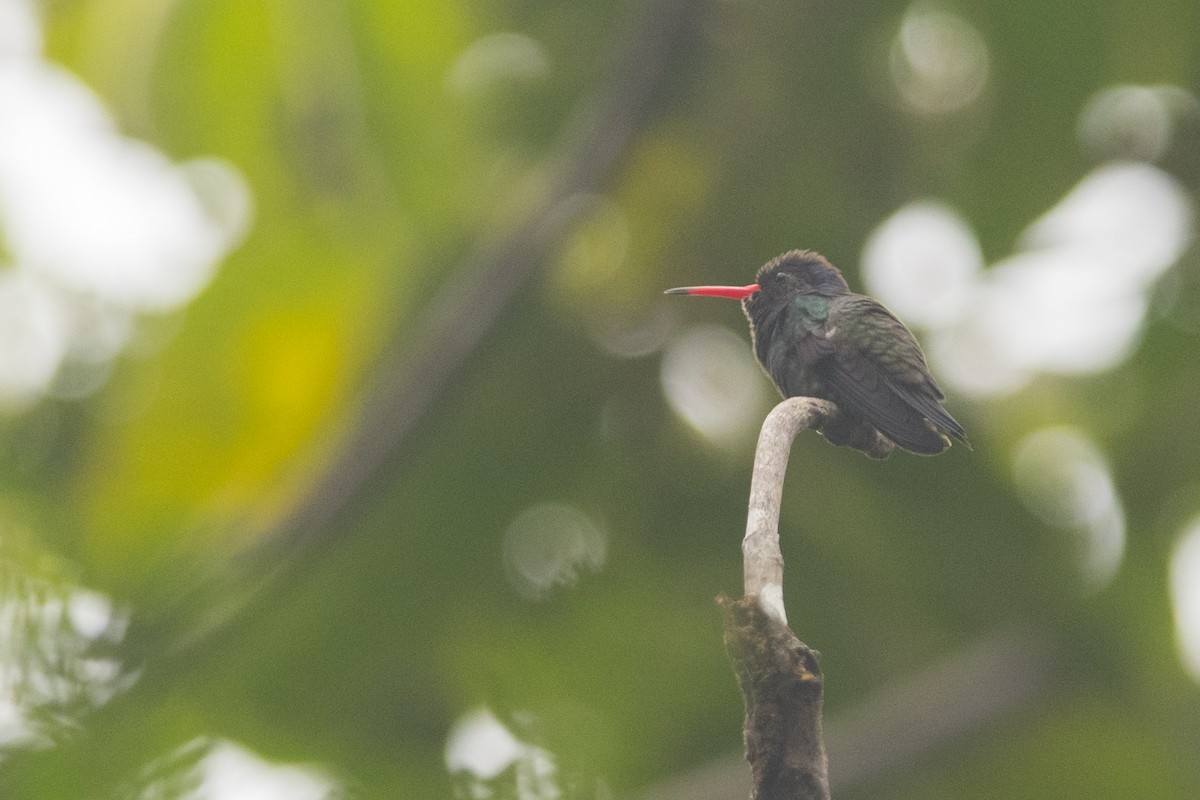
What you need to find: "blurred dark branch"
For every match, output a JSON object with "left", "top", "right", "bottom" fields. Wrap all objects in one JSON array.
[
  {"left": 823, "top": 625, "right": 1053, "bottom": 791},
  {"left": 157, "top": 0, "right": 713, "bottom": 651},
  {"left": 260, "top": 0, "right": 709, "bottom": 560},
  {"left": 639, "top": 625, "right": 1055, "bottom": 800}
]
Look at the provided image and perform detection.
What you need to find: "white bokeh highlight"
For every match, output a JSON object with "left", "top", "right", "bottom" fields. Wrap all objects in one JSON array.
[
  {"left": 445, "top": 32, "right": 550, "bottom": 95},
  {"left": 588, "top": 304, "right": 675, "bottom": 360},
  {"left": 864, "top": 162, "right": 1193, "bottom": 397},
  {"left": 0, "top": 0, "right": 39, "bottom": 58},
  {"left": 1022, "top": 161, "right": 1192, "bottom": 282},
  {"left": 1077, "top": 84, "right": 1199, "bottom": 163},
  {"left": 889, "top": 4, "right": 990, "bottom": 115},
  {"left": 503, "top": 503, "right": 607, "bottom": 600},
  {"left": 661, "top": 324, "right": 769, "bottom": 445},
  {"left": 125, "top": 738, "right": 342, "bottom": 800},
  {"left": 0, "top": 560, "right": 133, "bottom": 749},
  {"left": 1012, "top": 427, "right": 1125, "bottom": 588},
  {"left": 0, "top": 271, "right": 69, "bottom": 400},
  {"left": 197, "top": 741, "right": 340, "bottom": 800},
  {"left": 0, "top": 0, "right": 251, "bottom": 410},
  {"left": 1169, "top": 517, "right": 1200, "bottom": 684},
  {"left": 445, "top": 707, "right": 560, "bottom": 800},
  {"left": 865, "top": 83, "right": 1197, "bottom": 398},
  {"left": 445, "top": 708, "right": 525, "bottom": 780},
  {"left": 861, "top": 201, "right": 982, "bottom": 329}
]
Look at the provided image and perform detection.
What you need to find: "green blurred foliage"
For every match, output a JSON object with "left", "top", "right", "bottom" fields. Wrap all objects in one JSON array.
[{"left": 1, "top": 0, "right": 1199, "bottom": 798}]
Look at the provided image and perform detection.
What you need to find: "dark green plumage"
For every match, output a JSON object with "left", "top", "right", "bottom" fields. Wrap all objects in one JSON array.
[{"left": 744, "top": 250, "right": 967, "bottom": 455}]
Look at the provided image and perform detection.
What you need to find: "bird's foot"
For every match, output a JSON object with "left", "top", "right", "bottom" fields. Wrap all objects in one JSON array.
[{"left": 818, "top": 409, "right": 895, "bottom": 460}]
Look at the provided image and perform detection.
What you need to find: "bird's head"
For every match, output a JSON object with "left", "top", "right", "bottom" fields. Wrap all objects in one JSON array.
[
  {"left": 664, "top": 250, "right": 849, "bottom": 316},
  {"left": 662, "top": 250, "right": 849, "bottom": 309},
  {"left": 753, "top": 250, "right": 849, "bottom": 300}
]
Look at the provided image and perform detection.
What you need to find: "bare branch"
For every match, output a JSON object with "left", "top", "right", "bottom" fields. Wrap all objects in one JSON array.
[
  {"left": 724, "top": 397, "right": 839, "bottom": 800},
  {"left": 744, "top": 398, "right": 827, "bottom": 624},
  {"left": 742, "top": 397, "right": 891, "bottom": 623}
]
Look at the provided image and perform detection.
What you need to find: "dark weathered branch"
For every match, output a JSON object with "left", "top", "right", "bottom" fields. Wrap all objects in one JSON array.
[{"left": 720, "top": 594, "right": 829, "bottom": 800}]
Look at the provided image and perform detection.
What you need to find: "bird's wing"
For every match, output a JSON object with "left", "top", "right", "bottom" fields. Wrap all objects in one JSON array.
[{"left": 823, "top": 296, "right": 967, "bottom": 446}]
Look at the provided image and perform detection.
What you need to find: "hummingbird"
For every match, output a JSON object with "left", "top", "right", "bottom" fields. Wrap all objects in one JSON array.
[{"left": 665, "top": 250, "right": 967, "bottom": 456}]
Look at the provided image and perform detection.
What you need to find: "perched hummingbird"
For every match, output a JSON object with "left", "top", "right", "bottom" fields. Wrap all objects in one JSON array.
[{"left": 665, "top": 250, "right": 967, "bottom": 456}]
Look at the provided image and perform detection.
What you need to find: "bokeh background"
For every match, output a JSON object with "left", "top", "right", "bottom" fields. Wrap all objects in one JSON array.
[{"left": 1, "top": 0, "right": 1200, "bottom": 797}]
